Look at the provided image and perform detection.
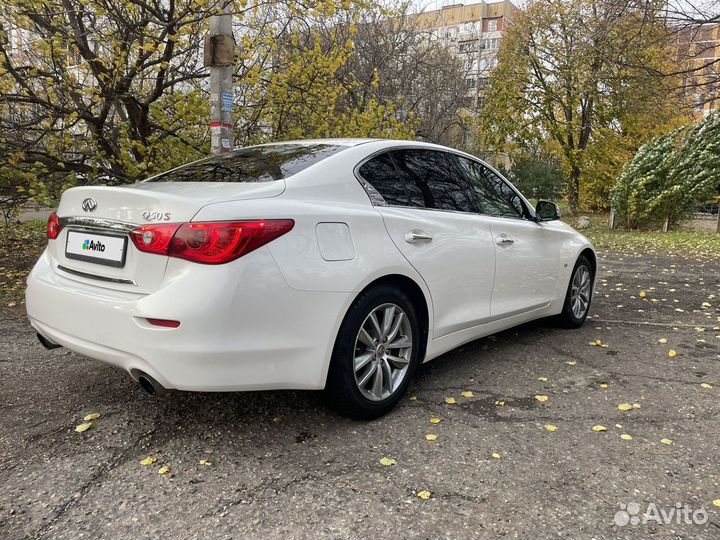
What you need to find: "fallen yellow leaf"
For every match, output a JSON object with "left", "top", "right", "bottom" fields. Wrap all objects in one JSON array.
[
  {"left": 445, "top": 397, "right": 457, "bottom": 404},
  {"left": 535, "top": 395, "right": 549, "bottom": 402},
  {"left": 74, "top": 422, "right": 92, "bottom": 433},
  {"left": 491, "top": 452, "right": 501, "bottom": 459},
  {"left": 618, "top": 403, "right": 633, "bottom": 411},
  {"left": 139, "top": 457, "right": 157, "bottom": 466},
  {"left": 409, "top": 396, "right": 417, "bottom": 401},
  {"left": 639, "top": 290, "right": 646, "bottom": 298},
  {"left": 700, "top": 383, "right": 713, "bottom": 389},
  {"left": 599, "top": 383, "right": 608, "bottom": 389},
  {"left": 417, "top": 490, "right": 432, "bottom": 500},
  {"left": 379, "top": 457, "right": 396, "bottom": 466},
  {"left": 495, "top": 400, "right": 506, "bottom": 407},
  {"left": 544, "top": 424, "right": 558, "bottom": 432},
  {"left": 83, "top": 413, "right": 101, "bottom": 421},
  {"left": 460, "top": 391, "right": 474, "bottom": 398},
  {"left": 158, "top": 465, "right": 170, "bottom": 475},
  {"left": 592, "top": 425, "right": 607, "bottom": 432},
  {"left": 198, "top": 459, "right": 212, "bottom": 466},
  {"left": 537, "top": 377, "right": 548, "bottom": 382},
  {"left": 658, "top": 338, "right": 668, "bottom": 344},
  {"left": 668, "top": 349, "right": 677, "bottom": 358},
  {"left": 713, "top": 499, "right": 720, "bottom": 507},
  {"left": 615, "top": 423, "right": 623, "bottom": 429},
  {"left": 566, "top": 361, "right": 577, "bottom": 366},
  {"left": 620, "top": 434, "right": 633, "bottom": 441},
  {"left": 430, "top": 418, "right": 442, "bottom": 425},
  {"left": 660, "top": 438, "right": 673, "bottom": 445},
  {"left": 425, "top": 434, "right": 438, "bottom": 442}
]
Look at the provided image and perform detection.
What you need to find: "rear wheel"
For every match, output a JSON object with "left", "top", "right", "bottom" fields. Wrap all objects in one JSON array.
[
  {"left": 557, "top": 255, "right": 594, "bottom": 328},
  {"left": 326, "top": 285, "right": 421, "bottom": 420}
]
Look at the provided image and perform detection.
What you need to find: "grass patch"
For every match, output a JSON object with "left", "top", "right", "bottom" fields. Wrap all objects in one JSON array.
[
  {"left": 585, "top": 226, "right": 720, "bottom": 259},
  {"left": 0, "top": 220, "right": 47, "bottom": 306}
]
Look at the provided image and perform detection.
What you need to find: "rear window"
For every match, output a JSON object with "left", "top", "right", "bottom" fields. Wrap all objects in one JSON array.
[{"left": 146, "top": 143, "right": 347, "bottom": 183}]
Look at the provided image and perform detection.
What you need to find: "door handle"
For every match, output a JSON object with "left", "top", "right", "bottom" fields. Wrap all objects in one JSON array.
[
  {"left": 404, "top": 230, "right": 433, "bottom": 243},
  {"left": 495, "top": 234, "right": 515, "bottom": 246}
]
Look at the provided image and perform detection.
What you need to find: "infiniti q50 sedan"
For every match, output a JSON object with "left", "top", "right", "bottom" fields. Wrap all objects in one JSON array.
[{"left": 26, "top": 139, "right": 595, "bottom": 419}]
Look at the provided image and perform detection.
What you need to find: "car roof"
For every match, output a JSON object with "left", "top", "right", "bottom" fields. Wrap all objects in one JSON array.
[
  {"left": 249, "top": 138, "right": 460, "bottom": 151},
  {"left": 253, "top": 138, "right": 380, "bottom": 148}
]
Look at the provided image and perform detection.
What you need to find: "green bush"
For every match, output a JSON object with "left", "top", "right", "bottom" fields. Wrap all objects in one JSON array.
[{"left": 611, "top": 112, "right": 720, "bottom": 230}]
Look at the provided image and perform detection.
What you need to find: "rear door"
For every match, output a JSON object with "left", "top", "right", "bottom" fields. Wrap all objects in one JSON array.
[
  {"left": 452, "top": 155, "right": 563, "bottom": 318},
  {"left": 357, "top": 149, "right": 496, "bottom": 338}
]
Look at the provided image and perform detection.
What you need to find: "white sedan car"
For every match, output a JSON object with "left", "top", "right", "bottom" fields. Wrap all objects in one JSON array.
[{"left": 26, "top": 139, "right": 595, "bottom": 419}]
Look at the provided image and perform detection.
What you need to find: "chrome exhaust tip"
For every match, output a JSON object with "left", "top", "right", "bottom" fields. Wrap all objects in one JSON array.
[
  {"left": 136, "top": 372, "right": 168, "bottom": 396},
  {"left": 37, "top": 333, "right": 62, "bottom": 350}
]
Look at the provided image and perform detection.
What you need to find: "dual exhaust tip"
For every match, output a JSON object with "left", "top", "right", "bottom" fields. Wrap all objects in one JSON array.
[{"left": 35, "top": 333, "right": 167, "bottom": 396}]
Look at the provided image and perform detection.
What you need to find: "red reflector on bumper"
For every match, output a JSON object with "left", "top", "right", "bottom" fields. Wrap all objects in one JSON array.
[{"left": 146, "top": 318, "right": 181, "bottom": 328}]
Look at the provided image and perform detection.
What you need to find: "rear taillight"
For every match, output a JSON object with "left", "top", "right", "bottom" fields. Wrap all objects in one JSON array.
[
  {"left": 170, "top": 220, "right": 294, "bottom": 264},
  {"left": 47, "top": 212, "right": 61, "bottom": 240},
  {"left": 129, "top": 220, "right": 294, "bottom": 265},
  {"left": 129, "top": 223, "right": 181, "bottom": 255}
]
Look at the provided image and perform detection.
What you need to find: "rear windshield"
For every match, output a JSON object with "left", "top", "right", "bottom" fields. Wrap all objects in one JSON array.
[{"left": 146, "top": 143, "right": 347, "bottom": 183}]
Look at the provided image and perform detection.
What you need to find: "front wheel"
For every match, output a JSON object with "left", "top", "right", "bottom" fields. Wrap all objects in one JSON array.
[
  {"left": 325, "top": 285, "right": 421, "bottom": 420},
  {"left": 557, "top": 255, "right": 594, "bottom": 328}
]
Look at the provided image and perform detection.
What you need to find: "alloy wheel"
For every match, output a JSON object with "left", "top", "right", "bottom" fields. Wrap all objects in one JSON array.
[
  {"left": 353, "top": 303, "right": 413, "bottom": 401},
  {"left": 570, "top": 265, "right": 592, "bottom": 319}
]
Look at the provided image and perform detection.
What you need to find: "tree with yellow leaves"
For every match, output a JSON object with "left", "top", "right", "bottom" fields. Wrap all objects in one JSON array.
[
  {"left": 0, "top": 0, "right": 421, "bottom": 210},
  {"left": 478, "top": 0, "right": 691, "bottom": 213}
]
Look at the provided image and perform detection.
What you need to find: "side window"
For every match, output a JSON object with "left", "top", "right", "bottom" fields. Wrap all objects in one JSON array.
[
  {"left": 390, "top": 150, "right": 477, "bottom": 213},
  {"left": 455, "top": 156, "right": 525, "bottom": 219},
  {"left": 356, "top": 153, "right": 409, "bottom": 206}
]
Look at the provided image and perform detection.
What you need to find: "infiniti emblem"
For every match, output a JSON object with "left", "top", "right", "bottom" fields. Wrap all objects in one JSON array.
[{"left": 81, "top": 198, "right": 97, "bottom": 212}]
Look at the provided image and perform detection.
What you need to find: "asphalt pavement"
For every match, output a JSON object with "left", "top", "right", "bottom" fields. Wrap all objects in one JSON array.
[{"left": 1, "top": 250, "right": 719, "bottom": 539}]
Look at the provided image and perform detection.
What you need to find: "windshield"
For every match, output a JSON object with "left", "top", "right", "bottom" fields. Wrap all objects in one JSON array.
[{"left": 145, "top": 143, "right": 348, "bottom": 183}]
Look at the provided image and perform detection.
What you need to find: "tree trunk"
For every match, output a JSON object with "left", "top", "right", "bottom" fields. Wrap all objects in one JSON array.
[{"left": 567, "top": 167, "right": 580, "bottom": 215}]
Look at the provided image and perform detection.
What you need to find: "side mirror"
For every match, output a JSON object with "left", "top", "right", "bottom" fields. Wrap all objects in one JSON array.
[{"left": 535, "top": 200, "right": 561, "bottom": 222}]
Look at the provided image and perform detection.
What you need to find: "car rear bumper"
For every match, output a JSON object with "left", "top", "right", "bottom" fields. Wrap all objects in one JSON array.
[{"left": 26, "top": 248, "right": 352, "bottom": 391}]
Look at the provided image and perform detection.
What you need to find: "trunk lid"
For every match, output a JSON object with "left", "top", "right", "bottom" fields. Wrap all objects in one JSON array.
[
  {"left": 58, "top": 181, "right": 285, "bottom": 223},
  {"left": 51, "top": 181, "right": 285, "bottom": 293}
]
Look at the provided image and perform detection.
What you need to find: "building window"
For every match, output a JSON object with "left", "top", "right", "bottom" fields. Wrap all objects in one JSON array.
[
  {"left": 466, "top": 78, "right": 476, "bottom": 89},
  {"left": 487, "top": 19, "right": 498, "bottom": 32},
  {"left": 459, "top": 42, "right": 477, "bottom": 53}
]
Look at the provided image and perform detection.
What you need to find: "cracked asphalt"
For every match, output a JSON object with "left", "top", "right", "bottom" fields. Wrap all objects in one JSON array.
[{"left": 1, "top": 249, "right": 719, "bottom": 539}]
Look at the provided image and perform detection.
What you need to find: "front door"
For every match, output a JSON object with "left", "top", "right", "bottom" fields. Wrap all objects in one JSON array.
[{"left": 452, "top": 155, "right": 563, "bottom": 318}]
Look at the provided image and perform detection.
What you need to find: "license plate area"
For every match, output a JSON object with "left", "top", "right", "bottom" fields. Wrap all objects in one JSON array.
[{"left": 65, "top": 230, "right": 128, "bottom": 268}]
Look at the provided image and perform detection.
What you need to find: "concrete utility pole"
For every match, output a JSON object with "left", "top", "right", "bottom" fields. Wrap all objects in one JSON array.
[{"left": 205, "top": 0, "right": 235, "bottom": 154}]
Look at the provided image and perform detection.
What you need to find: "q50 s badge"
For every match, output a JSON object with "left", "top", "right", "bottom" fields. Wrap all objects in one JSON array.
[{"left": 142, "top": 210, "right": 171, "bottom": 222}]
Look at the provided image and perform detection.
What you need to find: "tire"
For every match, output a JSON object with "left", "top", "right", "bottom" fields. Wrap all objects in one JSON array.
[
  {"left": 557, "top": 255, "right": 594, "bottom": 328},
  {"left": 325, "top": 285, "right": 421, "bottom": 420}
]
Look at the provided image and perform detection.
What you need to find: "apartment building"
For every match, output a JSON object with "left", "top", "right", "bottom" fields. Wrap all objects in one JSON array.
[
  {"left": 676, "top": 23, "right": 720, "bottom": 118},
  {"left": 415, "top": 0, "right": 520, "bottom": 110}
]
